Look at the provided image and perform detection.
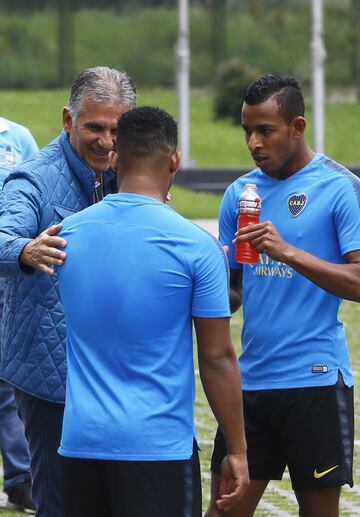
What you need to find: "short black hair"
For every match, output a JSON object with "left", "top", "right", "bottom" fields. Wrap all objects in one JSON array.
[
  {"left": 243, "top": 74, "right": 305, "bottom": 122},
  {"left": 116, "top": 106, "right": 177, "bottom": 158}
]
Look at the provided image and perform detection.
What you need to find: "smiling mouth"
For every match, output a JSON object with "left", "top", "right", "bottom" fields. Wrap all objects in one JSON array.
[{"left": 92, "top": 149, "right": 112, "bottom": 158}]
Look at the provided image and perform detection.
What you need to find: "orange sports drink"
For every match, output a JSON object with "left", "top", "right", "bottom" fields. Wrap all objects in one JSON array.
[{"left": 235, "top": 183, "right": 262, "bottom": 264}]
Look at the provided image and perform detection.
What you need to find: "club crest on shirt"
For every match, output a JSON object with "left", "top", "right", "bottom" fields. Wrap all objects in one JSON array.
[{"left": 288, "top": 193, "right": 308, "bottom": 217}]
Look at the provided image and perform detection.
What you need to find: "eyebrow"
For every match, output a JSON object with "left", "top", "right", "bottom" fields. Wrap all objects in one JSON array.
[
  {"left": 83, "top": 122, "right": 105, "bottom": 130},
  {"left": 242, "top": 123, "right": 275, "bottom": 130}
]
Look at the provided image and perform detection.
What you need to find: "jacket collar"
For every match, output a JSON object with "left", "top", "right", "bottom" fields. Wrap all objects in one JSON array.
[{"left": 59, "top": 129, "right": 118, "bottom": 201}]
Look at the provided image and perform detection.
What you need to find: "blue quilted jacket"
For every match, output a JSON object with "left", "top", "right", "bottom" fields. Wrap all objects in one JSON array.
[{"left": 0, "top": 130, "right": 117, "bottom": 402}]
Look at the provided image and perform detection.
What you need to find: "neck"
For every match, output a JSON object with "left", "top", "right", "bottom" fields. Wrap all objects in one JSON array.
[
  {"left": 118, "top": 176, "right": 167, "bottom": 203},
  {"left": 271, "top": 143, "right": 315, "bottom": 180}
]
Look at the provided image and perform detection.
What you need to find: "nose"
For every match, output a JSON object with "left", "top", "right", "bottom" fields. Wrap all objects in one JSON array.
[
  {"left": 98, "top": 131, "right": 115, "bottom": 151},
  {"left": 247, "top": 132, "right": 262, "bottom": 152}
]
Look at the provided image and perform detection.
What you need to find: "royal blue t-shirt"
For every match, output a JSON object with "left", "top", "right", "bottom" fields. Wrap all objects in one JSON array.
[
  {"left": 58, "top": 193, "right": 230, "bottom": 461},
  {"left": 220, "top": 154, "right": 360, "bottom": 390}
]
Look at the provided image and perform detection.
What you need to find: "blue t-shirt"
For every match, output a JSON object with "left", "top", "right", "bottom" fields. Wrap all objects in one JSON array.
[
  {"left": 0, "top": 117, "right": 38, "bottom": 189},
  {"left": 57, "top": 193, "right": 230, "bottom": 461},
  {"left": 220, "top": 154, "right": 360, "bottom": 390}
]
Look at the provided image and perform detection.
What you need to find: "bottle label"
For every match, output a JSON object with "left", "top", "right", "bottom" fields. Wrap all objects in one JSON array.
[{"left": 239, "top": 198, "right": 261, "bottom": 215}]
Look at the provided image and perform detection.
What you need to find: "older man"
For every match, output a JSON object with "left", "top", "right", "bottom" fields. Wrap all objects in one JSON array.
[{"left": 0, "top": 66, "right": 136, "bottom": 517}]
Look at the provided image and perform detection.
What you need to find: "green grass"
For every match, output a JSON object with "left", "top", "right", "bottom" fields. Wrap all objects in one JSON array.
[{"left": 1, "top": 88, "right": 360, "bottom": 219}]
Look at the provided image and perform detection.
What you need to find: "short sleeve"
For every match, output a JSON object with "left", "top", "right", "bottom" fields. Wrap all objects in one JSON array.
[
  {"left": 332, "top": 176, "right": 360, "bottom": 256},
  {"left": 191, "top": 234, "right": 231, "bottom": 318}
]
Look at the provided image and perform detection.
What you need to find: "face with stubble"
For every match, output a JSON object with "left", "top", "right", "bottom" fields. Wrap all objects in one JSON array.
[
  {"left": 63, "top": 98, "right": 131, "bottom": 176},
  {"left": 241, "top": 97, "right": 304, "bottom": 180}
]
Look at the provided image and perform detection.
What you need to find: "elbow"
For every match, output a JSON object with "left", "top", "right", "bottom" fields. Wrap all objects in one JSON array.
[{"left": 199, "top": 348, "right": 238, "bottom": 372}]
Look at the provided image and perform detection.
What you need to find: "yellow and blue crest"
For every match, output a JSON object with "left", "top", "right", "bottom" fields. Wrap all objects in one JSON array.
[{"left": 288, "top": 193, "right": 308, "bottom": 217}]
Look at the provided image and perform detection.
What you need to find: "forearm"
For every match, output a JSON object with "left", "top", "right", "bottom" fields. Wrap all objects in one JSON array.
[
  {"left": 282, "top": 245, "right": 360, "bottom": 302},
  {"left": 199, "top": 351, "right": 246, "bottom": 455}
]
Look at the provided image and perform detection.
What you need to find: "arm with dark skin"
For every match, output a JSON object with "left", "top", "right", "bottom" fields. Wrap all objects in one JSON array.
[
  {"left": 235, "top": 221, "right": 360, "bottom": 302},
  {"left": 194, "top": 317, "right": 249, "bottom": 512}
]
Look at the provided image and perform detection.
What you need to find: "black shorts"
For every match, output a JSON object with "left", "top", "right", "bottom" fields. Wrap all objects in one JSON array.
[
  {"left": 211, "top": 372, "right": 354, "bottom": 491},
  {"left": 61, "top": 443, "right": 202, "bottom": 517}
]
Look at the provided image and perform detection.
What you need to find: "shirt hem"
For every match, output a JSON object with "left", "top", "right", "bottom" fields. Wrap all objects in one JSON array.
[
  {"left": 242, "top": 372, "right": 354, "bottom": 390},
  {"left": 58, "top": 447, "right": 194, "bottom": 461}
]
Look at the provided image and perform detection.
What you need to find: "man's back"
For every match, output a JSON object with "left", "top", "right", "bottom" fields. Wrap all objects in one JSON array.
[{"left": 58, "top": 192, "right": 230, "bottom": 461}]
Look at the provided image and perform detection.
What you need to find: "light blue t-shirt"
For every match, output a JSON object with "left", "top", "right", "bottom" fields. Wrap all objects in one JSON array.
[
  {"left": 58, "top": 193, "right": 230, "bottom": 461},
  {"left": 0, "top": 117, "right": 38, "bottom": 188},
  {"left": 220, "top": 154, "right": 360, "bottom": 390},
  {"left": 0, "top": 117, "right": 38, "bottom": 312}
]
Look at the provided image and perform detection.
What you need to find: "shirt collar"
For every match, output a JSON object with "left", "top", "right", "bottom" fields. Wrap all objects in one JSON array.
[{"left": 0, "top": 118, "right": 9, "bottom": 133}]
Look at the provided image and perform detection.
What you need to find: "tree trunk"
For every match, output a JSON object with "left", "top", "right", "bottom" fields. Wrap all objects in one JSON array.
[
  {"left": 208, "top": 0, "right": 227, "bottom": 70},
  {"left": 57, "top": 0, "right": 74, "bottom": 87}
]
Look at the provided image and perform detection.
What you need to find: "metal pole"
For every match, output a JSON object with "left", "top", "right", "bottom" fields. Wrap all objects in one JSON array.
[
  {"left": 311, "top": 0, "right": 326, "bottom": 153},
  {"left": 176, "top": 0, "right": 191, "bottom": 168}
]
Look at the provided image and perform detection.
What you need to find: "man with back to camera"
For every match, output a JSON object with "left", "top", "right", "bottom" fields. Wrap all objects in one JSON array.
[
  {"left": 56, "top": 106, "right": 249, "bottom": 516},
  {"left": 205, "top": 74, "right": 360, "bottom": 517},
  {"left": 0, "top": 116, "right": 37, "bottom": 513},
  {"left": 0, "top": 66, "right": 136, "bottom": 517}
]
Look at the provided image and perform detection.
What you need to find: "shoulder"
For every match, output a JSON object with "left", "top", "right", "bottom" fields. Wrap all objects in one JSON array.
[
  {"left": 223, "top": 168, "right": 260, "bottom": 199},
  {"left": 319, "top": 155, "right": 360, "bottom": 203},
  {"left": 161, "top": 207, "right": 223, "bottom": 254},
  {"left": 6, "top": 119, "right": 32, "bottom": 137}
]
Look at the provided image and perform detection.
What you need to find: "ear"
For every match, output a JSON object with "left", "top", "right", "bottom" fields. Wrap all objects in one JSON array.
[
  {"left": 170, "top": 151, "right": 181, "bottom": 173},
  {"left": 292, "top": 116, "right": 306, "bottom": 139},
  {"left": 62, "top": 107, "right": 72, "bottom": 133},
  {"left": 109, "top": 151, "right": 118, "bottom": 171}
]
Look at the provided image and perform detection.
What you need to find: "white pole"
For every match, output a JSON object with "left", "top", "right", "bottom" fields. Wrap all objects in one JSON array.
[
  {"left": 311, "top": 0, "right": 326, "bottom": 153},
  {"left": 176, "top": 0, "right": 191, "bottom": 168}
]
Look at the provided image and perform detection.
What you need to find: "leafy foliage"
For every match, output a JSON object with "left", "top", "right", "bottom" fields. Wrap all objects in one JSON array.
[{"left": 213, "top": 58, "right": 261, "bottom": 125}]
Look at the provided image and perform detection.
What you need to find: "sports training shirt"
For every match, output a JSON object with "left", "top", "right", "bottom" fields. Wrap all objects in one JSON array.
[
  {"left": 0, "top": 117, "right": 38, "bottom": 187},
  {"left": 58, "top": 193, "right": 230, "bottom": 460},
  {"left": 220, "top": 153, "right": 360, "bottom": 390}
]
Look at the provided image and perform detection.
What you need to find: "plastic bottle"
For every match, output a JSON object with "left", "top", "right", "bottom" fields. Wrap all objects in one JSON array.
[{"left": 235, "top": 183, "right": 262, "bottom": 264}]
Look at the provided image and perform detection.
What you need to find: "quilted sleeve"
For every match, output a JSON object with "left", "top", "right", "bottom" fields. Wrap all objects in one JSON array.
[{"left": 0, "top": 170, "right": 43, "bottom": 276}]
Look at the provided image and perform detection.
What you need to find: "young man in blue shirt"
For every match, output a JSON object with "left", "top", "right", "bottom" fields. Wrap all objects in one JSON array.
[
  {"left": 57, "top": 106, "right": 249, "bottom": 516},
  {"left": 206, "top": 75, "right": 360, "bottom": 517}
]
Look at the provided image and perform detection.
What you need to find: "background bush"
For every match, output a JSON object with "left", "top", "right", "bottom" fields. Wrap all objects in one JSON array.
[{"left": 213, "top": 58, "right": 261, "bottom": 125}]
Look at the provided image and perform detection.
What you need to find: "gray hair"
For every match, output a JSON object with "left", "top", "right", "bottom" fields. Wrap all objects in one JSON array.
[{"left": 68, "top": 66, "right": 136, "bottom": 119}]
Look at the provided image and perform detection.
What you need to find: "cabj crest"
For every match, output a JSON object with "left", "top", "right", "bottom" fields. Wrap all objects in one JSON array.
[{"left": 288, "top": 193, "right": 308, "bottom": 217}]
